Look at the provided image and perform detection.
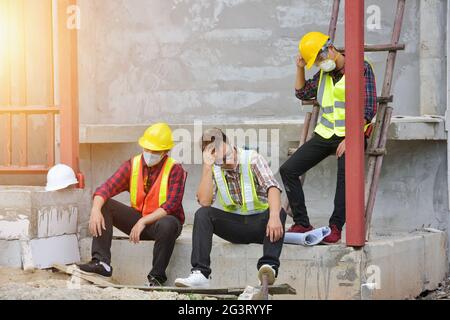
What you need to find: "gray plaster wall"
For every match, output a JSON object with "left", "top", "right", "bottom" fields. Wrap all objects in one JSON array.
[{"left": 77, "top": 0, "right": 433, "bottom": 124}]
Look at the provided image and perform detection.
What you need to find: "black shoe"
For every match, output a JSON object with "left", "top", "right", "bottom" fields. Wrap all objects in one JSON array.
[
  {"left": 78, "top": 259, "right": 113, "bottom": 278},
  {"left": 147, "top": 275, "right": 164, "bottom": 287}
]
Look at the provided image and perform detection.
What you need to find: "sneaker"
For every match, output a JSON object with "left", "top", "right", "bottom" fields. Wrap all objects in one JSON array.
[
  {"left": 287, "top": 224, "right": 314, "bottom": 233},
  {"left": 147, "top": 275, "right": 164, "bottom": 287},
  {"left": 77, "top": 259, "right": 112, "bottom": 278},
  {"left": 258, "top": 264, "right": 276, "bottom": 286},
  {"left": 321, "top": 225, "right": 342, "bottom": 244},
  {"left": 174, "top": 270, "right": 210, "bottom": 288}
]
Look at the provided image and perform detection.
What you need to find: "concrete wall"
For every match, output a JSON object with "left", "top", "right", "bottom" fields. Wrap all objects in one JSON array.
[{"left": 77, "top": 0, "right": 436, "bottom": 124}]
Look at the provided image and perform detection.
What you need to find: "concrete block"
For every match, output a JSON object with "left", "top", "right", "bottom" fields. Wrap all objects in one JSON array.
[
  {"left": 0, "top": 240, "right": 22, "bottom": 268},
  {"left": 37, "top": 206, "right": 78, "bottom": 238},
  {"left": 0, "top": 216, "right": 30, "bottom": 240},
  {"left": 0, "top": 186, "right": 87, "bottom": 240},
  {"left": 29, "top": 234, "right": 81, "bottom": 269}
]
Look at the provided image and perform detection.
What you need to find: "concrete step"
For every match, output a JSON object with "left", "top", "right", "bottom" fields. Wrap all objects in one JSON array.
[{"left": 79, "top": 226, "right": 448, "bottom": 300}]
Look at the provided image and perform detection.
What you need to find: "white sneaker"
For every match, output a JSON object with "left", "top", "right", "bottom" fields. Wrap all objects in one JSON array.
[
  {"left": 174, "top": 270, "right": 210, "bottom": 288},
  {"left": 258, "top": 264, "right": 276, "bottom": 286}
]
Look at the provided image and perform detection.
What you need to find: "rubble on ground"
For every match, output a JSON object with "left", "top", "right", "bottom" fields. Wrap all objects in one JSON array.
[{"left": 0, "top": 267, "right": 202, "bottom": 300}]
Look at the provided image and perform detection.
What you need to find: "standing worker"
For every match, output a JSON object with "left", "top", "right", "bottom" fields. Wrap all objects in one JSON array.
[
  {"left": 78, "top": 123, "right": 187, "bottom": 286},
  {"left": 280, "top": 31, "right": 377, "bottom": 244}
]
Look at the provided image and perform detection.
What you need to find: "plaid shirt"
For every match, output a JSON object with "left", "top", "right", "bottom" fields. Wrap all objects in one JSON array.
[
  {"left": 295, "top": 61, "right": 377, "bottom": 123},
  {"left": 211, "top": 149, "right": 282, "bottom": 209},
  {"left": 94, "top": 155, "right": 186, "bottom": 224}
]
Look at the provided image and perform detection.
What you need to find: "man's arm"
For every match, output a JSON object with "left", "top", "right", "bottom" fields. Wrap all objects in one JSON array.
[
  {"left": 251, "top": 153, "right": 284, "bottom": 242},
  {"left": 89, "top": 160, "right": 131, "bottom": 237},
  {"left": 197, "top": 144, "right": 216, "bottom": 207},
  {"left": 364, "top": 61, "right": 377, "bottom": 123}
]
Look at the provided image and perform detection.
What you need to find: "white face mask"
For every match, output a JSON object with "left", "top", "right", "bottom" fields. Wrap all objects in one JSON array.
[
  {"left": 143, "top": 151, "right": 163, "bottom": 167},
  {"left": 319, "top": 59, "right": 337, "bottom": 72}
]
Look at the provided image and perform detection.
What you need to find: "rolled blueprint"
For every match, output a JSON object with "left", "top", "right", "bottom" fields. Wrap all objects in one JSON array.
[{"left": 283, "top": 226, "right": 331, "bottom": 246}]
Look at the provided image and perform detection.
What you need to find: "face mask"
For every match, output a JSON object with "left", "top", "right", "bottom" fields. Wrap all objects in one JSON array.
[
  {"left": 143, "top": 151, "right": 163, "bottom": 167},
  {"left": 319, "top": 59, "right": 337, "bottom": 72}
]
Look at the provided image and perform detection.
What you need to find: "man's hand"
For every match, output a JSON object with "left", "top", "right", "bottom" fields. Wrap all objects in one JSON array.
[
  {"left": 89, "top": 208, "right": 105, "bottom": 237},
  {"left": 266, "top": 215, "right": 284, "bottom": 243},
  {"left": 336, "top": 139, "right": 345, "bottom": 158},
  {"left": 130, "top": 219, "right": 146, "bottom": 244},
  {"left": 296, "top": 55, "right": 306, "bottom": 69},
  {"left": 202, "top": 143, "right": 216, "bottom": 166}
]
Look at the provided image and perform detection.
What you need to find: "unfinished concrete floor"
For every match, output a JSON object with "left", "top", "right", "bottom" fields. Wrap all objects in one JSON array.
[{"left": 0, "top": 267, "right": 202, "bottom": 300}]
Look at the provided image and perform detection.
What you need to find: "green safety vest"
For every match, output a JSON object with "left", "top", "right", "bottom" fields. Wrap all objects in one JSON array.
[
  {"left": 314, "top": 60, "right": 373, "bottom": 139},
  {"left": 212, "top": 149, "right": 269, "bottom": 214}
]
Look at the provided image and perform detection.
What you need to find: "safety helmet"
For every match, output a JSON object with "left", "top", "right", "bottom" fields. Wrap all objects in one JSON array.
[
  {"left": 45, "top": 164, "right": 79, "bottom": 192},
  {"left": 138, "top": 123, "right": 174, "bottom": 151},
  {"left": 299, "top": 31, "right": 330, "bottom": 70}
]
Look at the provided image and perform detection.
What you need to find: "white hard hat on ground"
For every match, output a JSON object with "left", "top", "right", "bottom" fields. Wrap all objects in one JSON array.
[{"left": 45, "top": 164, "right": 79, "bottom": 192}]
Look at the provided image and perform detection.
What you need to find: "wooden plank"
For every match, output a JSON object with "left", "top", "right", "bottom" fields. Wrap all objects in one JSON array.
[
  {"left": 95, "top": 283, "right": 297, "bottom": 296},
  {"left": 0, "top": 0, "right": 11, "bottom": 106},
  {"left": 0, "top": 166, "right": 48, "bottom": 173},
  {"left": 8, "top": 0, "right": 27, "bottom": 107},
  {"left": 18, "top": 113, "right": 27, "bottom": 167},
  {"left": 47, "top": 113, "right": 55, "bottom": 167},
  {"left": 52, "top": 263, "right": 296, "bottom": 296},
  {"left": 24, "top": 0, "right": 54, "bottom": 106},
  {"left": 302, "top": 96, "right": 393, "bottom": 106},
  {"left": 3, "top": 114, "right": 12, "bottom": 166},
  {"left": 52, "top": 263, "right": 116, "bottom": 287},
  {"left": 336, "top": 43, "right": 405, "bottom": 53},
  {"left": 0, "top": 106, "right": 59, "bottom": 114}
]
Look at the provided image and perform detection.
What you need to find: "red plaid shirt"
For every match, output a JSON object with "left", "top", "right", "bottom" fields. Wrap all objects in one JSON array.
[{"left": 94, "top": 155, "right": 186, "bottom": 224}]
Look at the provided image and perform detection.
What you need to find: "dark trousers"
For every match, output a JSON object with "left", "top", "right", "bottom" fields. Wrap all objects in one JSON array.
[
  {"left": 191, "top": 206, "right": 287, "bottom": 278},
  {"left": 91, "top": 199, "right": 182, "bottom": 283},
  {"left": 279, "top": 134, "right": 347, "bottom": 230}
]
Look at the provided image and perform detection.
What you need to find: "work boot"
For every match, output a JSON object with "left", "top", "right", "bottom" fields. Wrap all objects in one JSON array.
[
  {"left": 77, "top": 259, "right": 113, "bottom": 278},
  {"left": 147, "top": 275, "right": 164, "bottom": 287},
  {"left": 287, "top": 224, "right": 314, "bottom": 233},
  {"left": 174, "top": 270, "right": 210, "bottom": 288},
  {"left": 321, "top": 225, "right": 342, "bottom": 244},
  {"left": 258, "top": 264, "right": 276, "bottom": 286}
]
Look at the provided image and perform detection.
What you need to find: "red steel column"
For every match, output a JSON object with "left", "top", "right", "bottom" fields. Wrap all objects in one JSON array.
[{"left": 345, "top": 0, "right": 365, "bottom": 246}]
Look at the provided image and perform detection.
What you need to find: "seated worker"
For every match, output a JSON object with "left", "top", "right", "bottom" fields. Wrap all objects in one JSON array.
[
  {"left": 280, "top": 31, "right": 377, "bottom": 243},
  {"left": 78, "top": 123, "right": 187, "bottom": 287},
  {"left": 175, "top": 128, "right": 286, "bottom": 288}
]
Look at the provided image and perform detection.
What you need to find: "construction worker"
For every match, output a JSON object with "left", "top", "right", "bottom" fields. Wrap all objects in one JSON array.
[
  {"left": 280, "top": 31, "right": 377, "bottom": 244},
  {"left": 174, "top": 128, "right": 286, "bottom": 288},
  {"left": 78, "top": 123, "right": 187, "bottom": 286}
]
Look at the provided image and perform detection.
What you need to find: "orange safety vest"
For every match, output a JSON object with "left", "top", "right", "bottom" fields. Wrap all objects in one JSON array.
[{"left": 129, "top": 155, "right": 176, "bottom": 216}]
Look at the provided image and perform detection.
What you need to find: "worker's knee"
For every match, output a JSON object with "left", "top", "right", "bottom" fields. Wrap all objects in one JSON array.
[
  {"left": 194, "top": 206, "right": 213, "bottom": 222},
  {"left": 156, "top": 216, "right": 180, "bottom": 236}
]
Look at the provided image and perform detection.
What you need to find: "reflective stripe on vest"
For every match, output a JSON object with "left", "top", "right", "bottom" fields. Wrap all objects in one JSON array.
[
  {"left": 314, "top": 59, "right": 374, "bottom": 139},
  {"left": 129, "top": 155, "right": 176, "bottom": 216},
  {"left": 212, "top": 149, "right": 269, "bottom": 214}
]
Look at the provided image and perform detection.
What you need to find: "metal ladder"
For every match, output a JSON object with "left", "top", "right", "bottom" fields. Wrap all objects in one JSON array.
[{"left": 285, "top": 0, "right": 406, "bottom": 241}]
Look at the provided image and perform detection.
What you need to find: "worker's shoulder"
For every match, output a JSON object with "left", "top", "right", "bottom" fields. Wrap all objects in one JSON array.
[{"left": 363, "top": 60, "right": 374, "bottom": 72}]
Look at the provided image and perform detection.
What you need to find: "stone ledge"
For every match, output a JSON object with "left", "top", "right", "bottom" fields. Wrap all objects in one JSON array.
[
  {"left": 79, "top": 228, "right": 448, "bottom": 300},
  {"left": 79, "top": 116, "right": 447, "bottom": 144}
]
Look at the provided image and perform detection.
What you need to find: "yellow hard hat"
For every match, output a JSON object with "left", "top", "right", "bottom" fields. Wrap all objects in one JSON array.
[
  {"left": 138, "top": 123, "right": 174, "bottom": 151},
  {"left": 299, "top": 31, "right": 330, "bottom": 70}
]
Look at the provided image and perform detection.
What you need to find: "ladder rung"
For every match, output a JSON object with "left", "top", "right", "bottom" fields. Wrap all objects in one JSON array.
[
  {"left": 301, "top": 96, "right": 393, "bottom": 106},
  {"left": 337, "top": 44, "right": 405, "bottom": 52}
]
